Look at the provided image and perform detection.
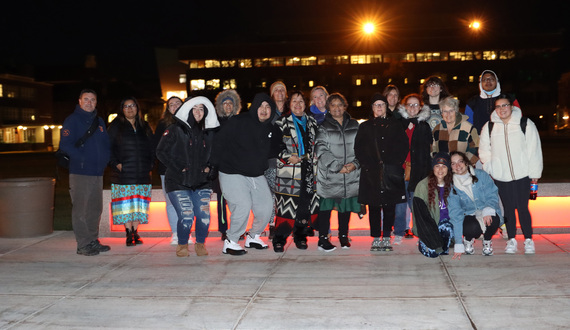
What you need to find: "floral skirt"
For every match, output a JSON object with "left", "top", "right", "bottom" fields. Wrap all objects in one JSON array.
[{"left": 111, "top": 184, "right": 152, "bottom": 225}]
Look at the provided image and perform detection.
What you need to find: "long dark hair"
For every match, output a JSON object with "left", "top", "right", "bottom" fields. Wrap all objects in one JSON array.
[
  {"left": 421, "top": 76, "right": 450, "bottom": 105},
  {"left": 118, "top": 97, "right": 151, "bottom": 136},
  {"left": 450, "top": 151, "right": 478, "bottom": 194},
  {"left": 427, "top": 167, "right": 453, "bottom": 209},
  {"left": 161, "top": 96, "right": 182, "bottom": 126}
]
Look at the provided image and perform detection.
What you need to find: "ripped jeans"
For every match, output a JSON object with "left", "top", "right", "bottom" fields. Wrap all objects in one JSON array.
[{"left": 168, "top": 189, "right": 212, "bottom": 245}]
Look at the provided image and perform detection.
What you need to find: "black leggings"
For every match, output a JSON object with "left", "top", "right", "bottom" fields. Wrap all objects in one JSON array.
[
  {"left": 463, "top": 215, "right": 500, "bottom": 241},
  {"left": 317, "top": 210, "right": 350, "bottom": 237},
  {"left": 368, "top": 204, "right": 395, "bottom": 238},
  {"left": 494, "top": 177, "right": 533, "bottom": 239}
]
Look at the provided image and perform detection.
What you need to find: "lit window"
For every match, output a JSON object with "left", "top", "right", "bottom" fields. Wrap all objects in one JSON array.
[
  {"left": 179, "top": 74, "right": 186, "bottom": 84},
  {"left": 420, "top": 79, "right": 425, "bottom": 84},
  {"left": 206, "top": 79, "right": 220, "bottom": 90},
  {"left": 404, "top": 78, "right": 408, "bottom": 84},
  {"left": 286, "top": 57, "right": 301, "bottom": 66},
  {"left": 300, "top": 56, "right": 317, "bottom": 66},
  {"left": 221, "top": 60, "right": 236, "bottom": 68},
  {"left": 388, "top": 78, "right": 392, "bottom": 83},
  {"left": 261, "top": 81, "right": 267, "bottom": 88},
  {"left": 0, "top": 84, "right": 3, "bottom": 97},
  {"left": 453, "top": 76, "right": 458, "bottom": 80},
  {"left": 372, "top": 78, "right": 377, "bottom": 85},
  {"left": 205, "top": 60, "right": 220, "bottom": 68},
  {"left": 355, "top": 79, "right": 361, "bottom": 86},
  {"left": 309, "top": 81, "right": 314, "bottom": 87},
  {"left": 334, "top": 56, "right": 349, "bottom": 65},
  {"left": 108, "top": 113, "right": 118, "bottom": 123},
  {"left": 191, "top": 79, "right": 206, "bottom": 90},
  {"left": 483, "top": 51, "right": 498, "bottom": 60},
  {"left": 356, "top": 101, "right": 362, "bottom": 107},
  {"left": 166, "top": 91, "right": 187, "bottom": 100},
  {"left": 238, "top": 59, "right": 252, "bottom": 68},
  {"left": 223, "top": 79, "right": 237, "bottom": 90},
  {"left": 469, "top": 76, "right": 474, "bottom": 83}
]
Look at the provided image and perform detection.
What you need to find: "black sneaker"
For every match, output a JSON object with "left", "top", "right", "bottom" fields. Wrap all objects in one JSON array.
[
  {"left": 77, "top": 242, "right": 100, "bottom": 256},
  {"left": 294, "top": 239, "right": 308, "bottom": 250},
  {"left": 92, "top": 240, "right": 111, "bottom": 252},
  {"left": 318, "top": 237, "right": 336, "bottom": 252},
  {"left": 339, "top": 235, "right": 351, "bottom": 249}
]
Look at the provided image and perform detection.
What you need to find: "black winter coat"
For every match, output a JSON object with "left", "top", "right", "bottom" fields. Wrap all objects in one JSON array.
[
  {"left": 354, "top": 116, "right": 408, "bottom": 205},
  {"left": 107, "top": 118, "right": 154, "bottom": 185}
]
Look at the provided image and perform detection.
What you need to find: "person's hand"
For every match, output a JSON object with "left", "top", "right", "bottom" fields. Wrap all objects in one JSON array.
[
  {"left": 116, "top": 164, "right": 122, "bottom": 171},
  {"left": 452, "top": 252, "right": 462, "bottom": 260},
  {"left": 288, "top": 155, "right": 301, "bottom": 164},
  {"left": 483, "top": 215, "right": 493, "bottom": 226},
  {"left": 344, "top": 163, "right": 356, "bottom": 173}
]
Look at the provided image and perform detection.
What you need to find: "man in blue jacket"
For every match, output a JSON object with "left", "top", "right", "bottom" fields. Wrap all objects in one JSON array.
[{"left": 59, "top": 89, "right": 111, "bottom": 256}]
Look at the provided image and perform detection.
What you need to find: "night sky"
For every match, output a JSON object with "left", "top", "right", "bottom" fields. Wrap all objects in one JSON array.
[{"left": 2, "top": 0, "right": 569, "bottom": 73}]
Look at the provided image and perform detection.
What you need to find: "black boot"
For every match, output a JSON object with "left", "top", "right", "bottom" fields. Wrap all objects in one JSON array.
[
  {"left": 125, "top": 228, "right": 135, "bottom": 246},
  {"left": 132, "top": 226, "right": 143, "bottom": 245}
]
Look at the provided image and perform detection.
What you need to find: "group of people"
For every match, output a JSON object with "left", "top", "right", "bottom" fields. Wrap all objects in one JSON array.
[{"left": 60, "top": 68, "right": 543, "bottom": 259}]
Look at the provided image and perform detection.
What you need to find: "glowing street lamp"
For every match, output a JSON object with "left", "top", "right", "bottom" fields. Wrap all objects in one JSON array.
[
  {"left": 469, "top": 20, "right": 481, "bottom": 30},
  {"left": 363, "top": 22, "right": 375, "bottom": 35}
]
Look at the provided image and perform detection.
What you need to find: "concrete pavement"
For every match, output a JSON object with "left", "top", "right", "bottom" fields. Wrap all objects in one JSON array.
[{"left": 1, "top": 231, "right": 569, "bottom": 329}]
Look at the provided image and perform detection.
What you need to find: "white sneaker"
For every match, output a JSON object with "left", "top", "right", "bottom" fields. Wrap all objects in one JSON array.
[
  {"left": 464, "top": 238, "right": 475, "bottom": 255},
  {"left": 524, "top": 238, "right": 535, "bottom": 255},
  {"left": 505, "top": 238, "right": 517, "bottom": 254},
  {"left": 482, "top": 240, "right": 494, "bottom": 256},
  {"left": 500, "top": 224, "right": 508, "bottom": 239},
  {"left": 245, "top": 233, "right": 268, "bottom": 249},
  {"left": 170, "top": 234, "right": 178, "bottom": 246},
  {"left": 223, "top": 239, "right": 247, "bottom": 255},
  {"left": 393, "top": 235, "right": 403, "bottom": 245}
]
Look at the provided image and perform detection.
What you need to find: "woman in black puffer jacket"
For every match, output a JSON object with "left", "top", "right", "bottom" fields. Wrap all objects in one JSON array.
[{"left": 107, "top": 97, "right": 154, "bottom": 246}]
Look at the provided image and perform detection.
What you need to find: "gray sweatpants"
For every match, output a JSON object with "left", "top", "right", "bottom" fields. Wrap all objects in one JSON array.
[
  {"left": 69, "top": 174, "right": 103, "bottom": 249},
  {"left": 218, "top": 172, "right": 272, "bottom": 243}
]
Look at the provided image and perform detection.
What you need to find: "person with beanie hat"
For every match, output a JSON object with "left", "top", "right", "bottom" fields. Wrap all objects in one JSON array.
[
  {"left": 465, "top": 70, "right": 520, "bottom": 134},
  {"left": 355, "top": 92, "right": 408, "bottom": 252},
  {"left": 411, "top": 151, "right": 454, "bottom": 258},
  {"left": 270, "top": 81, "right": 288, "bottom": 120}
]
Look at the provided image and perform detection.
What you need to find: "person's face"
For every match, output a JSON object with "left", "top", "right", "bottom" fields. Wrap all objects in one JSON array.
[
  {"left": 434, "top": 164, "right": 449, "bottom": 182},
  {"left": 192, "top": 104, "right": 205, "bottom": 122},
  {"left": 272, "top": 85, "right": 286, "bottom": 103},
  {"left": 257, "top": 101, "right": 272, "bottom": 122},
  {"left": 167, "top": 98, "right": 182, "bottom": 114},
  {"left": 329, "top": 98, "right": 346, "bottom": 120},
  {"left": 290, "top": 94, "right": 306, "bottom": 116},
  {"left": 481, "top": 73, "right": 497, "bottom": 92},
  {"left": 311, "top": 89, "right": 327, "bottom": 111},
  {"left": 495, "top": 98, "right": 513, "bottom": 122},
  {"left": 426, "top": 82, "right": 441, "bottom": 98},
  {"left": 404, "top": 97, "right": 421, "bottom": 117},
  {"left": 222, "top": 100, "right": 234, "bottom": 116},
  {"left": 122, "top": 100, "right": 138, "bottom": 120},
  {"left": 386, "top": 90, "right": 399, "bottom": 108},
  {"left": 451, "top": 154, "right": 468, "bottom": 175},
  {"left": 441, "top": 105, "right": 457, "bottom": 126},
  {"left": 79, "top": 92, "right": 97, "bottom": 112},
  {"left": 372, "top": 100, "right": 387, "bottom": 118}
]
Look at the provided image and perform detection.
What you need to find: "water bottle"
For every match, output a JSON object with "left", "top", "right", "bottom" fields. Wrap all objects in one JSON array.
[{"left": 530, "top": 182, "right": 538, "bottom": 200}]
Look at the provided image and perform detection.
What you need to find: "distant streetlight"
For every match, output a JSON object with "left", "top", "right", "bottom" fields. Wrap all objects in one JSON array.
[
  {"left": 469, "top": 21, "right": 481, "bottom": 30},
  {"left": 363, "top": 22, "right": 375, "bottom": 34}
]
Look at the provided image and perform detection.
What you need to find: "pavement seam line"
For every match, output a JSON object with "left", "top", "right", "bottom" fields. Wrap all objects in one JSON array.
[
  {"left": 439, "top": 256, "right": 478, "bottom": 330},
  {"left": 231, "top": 240, "right": 289, "bottom": 330}
]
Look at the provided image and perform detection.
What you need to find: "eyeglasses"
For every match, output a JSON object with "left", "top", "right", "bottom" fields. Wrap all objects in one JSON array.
[
  {"left": 123, "top": 104, "right": 137, "bottom": 109},
  {"left": 426, "top": 83, "right": 440, "bottom": 88},
  {"left": 495, "top": 103, "right": 511, "bottom": 109},
  {"left": 372, "top": 102, "right": 386, "bottom": 108},
  {"left": 406, "top": 103, "right": 420, "bottom": 108}
]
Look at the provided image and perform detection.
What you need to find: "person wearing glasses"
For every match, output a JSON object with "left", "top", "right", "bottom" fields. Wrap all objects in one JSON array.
[
  {"left": 479, "top": 94, "right": 543, "bottom": 254},
  {"left": 108, "top": 97, "right": 154, "bottom": 247},
  {"left": 420, "top": 76, "right": 451, "bottom": 130},
  {"left": 432, "top": 96, "right": 480, "bottom": 166},
  {"left": 465, "top": 70, "right": 520, "bottom": 134},
  {"left": 355, "top": 93, "right": 408, "bottom": 252},
  {"left": 393, "top": 94, "right": 433, "bottom": 244}
]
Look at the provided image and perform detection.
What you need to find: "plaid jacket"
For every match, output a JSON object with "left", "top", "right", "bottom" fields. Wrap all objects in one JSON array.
[{"left": 432, "top": 113, "right": 479, "bottom": 165}]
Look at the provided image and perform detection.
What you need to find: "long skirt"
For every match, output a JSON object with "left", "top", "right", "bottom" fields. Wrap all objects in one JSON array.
[{"left": 111, "top": 184, "right": 152, "bottom": 225}]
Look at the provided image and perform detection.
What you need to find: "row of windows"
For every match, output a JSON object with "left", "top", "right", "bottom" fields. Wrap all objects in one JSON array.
[
  {"left": 0, "top": 84, "right": 36, "bottom": 100},
  {"left": 188, "top": 51, "right": 515, "bottom": 69},
  {"left": 0, "top": 106, "right": 36, "bottom": 122}
]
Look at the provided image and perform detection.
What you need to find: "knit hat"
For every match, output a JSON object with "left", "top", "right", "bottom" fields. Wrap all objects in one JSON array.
[
  {"left": 270, "top": 81, "right": 286, "bottom": 97},
  {"left": 370, "top": 92, "right": 388, "bottom": 106},
  {"left": 432, "top": 152, "right": 450, "bottom": 168}
]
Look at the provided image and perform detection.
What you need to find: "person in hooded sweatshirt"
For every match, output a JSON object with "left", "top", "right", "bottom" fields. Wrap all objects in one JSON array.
[
  {"left": 210, "top": 93, "right": 278, "bottom": 256},
  {"left": 213, "top": 90, "right": 242, "bottom": 241},
  {"left": 156, "top": 96, "right": 220, "bottom": 258},
  {"left": 465, "top": 70, "right": 520, "bottom": 134}
]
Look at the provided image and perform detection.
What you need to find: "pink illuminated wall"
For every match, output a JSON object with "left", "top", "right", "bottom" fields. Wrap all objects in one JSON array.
[{"left": 109, "top": 197, "right": 569, "bottom": 232}]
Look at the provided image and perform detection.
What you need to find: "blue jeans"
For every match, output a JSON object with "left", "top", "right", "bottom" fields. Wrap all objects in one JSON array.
[
  {"left": 418, "top": 218, "right": 453, "bottom": 258},
  {"left": 161, "top": 175, "right": 178, "bottom": 236},
  {"left": 168, "top": 189, "right": 212, "bottom": 244},
  {"left": 394, "top": 181, "right": 413, "bottom": 236}
]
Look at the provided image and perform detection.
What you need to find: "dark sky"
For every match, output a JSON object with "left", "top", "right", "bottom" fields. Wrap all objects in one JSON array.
[{"left": 2, "top": 0, "right": 569, "bottom": 71}]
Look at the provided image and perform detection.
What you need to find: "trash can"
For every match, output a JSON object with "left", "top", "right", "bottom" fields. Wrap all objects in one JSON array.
[{"left": 0, "top": 177, "right": 55, "bottom": 238}]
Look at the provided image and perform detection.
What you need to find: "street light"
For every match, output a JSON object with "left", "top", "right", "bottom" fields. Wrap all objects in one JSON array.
[
  {"left": 363, "top": 22, "right": 375, "bottom": 34},
  {"left": 469, "top": 20, "right": 481, "bottom": 30}
]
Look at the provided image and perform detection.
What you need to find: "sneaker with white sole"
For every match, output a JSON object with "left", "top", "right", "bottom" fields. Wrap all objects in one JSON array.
[
  {"left": 318, "top": 236, "right": 336, "bottom": 252},
  {"left": 379, "top": 237, "right": 393, "bottom": 251},
  {"left": 482, "top": 240, "right": 494, "bottom": 256},
  {"left": 393, "top": 235, "right": 403, "bottom": 245},
  {"left": 245, "top": 233, "right": 268, "bottom": 249},
  {"left": 170, "top": 233, "right": 178, "bottom": 246},
  {"left": 223, "top": 239, "right": 247, "bottom": 255},
  {"left": 370, "top": 239, "right": 382, "bottom": 251},
  {"left": 505, "top": 238, "right": 517, "bottom": 254},
  {"left": 524, "top": 238, "right": 535, "bottom": 255},
  {"left": 464, "top": 238, "right": 475, "bottom": 255}
]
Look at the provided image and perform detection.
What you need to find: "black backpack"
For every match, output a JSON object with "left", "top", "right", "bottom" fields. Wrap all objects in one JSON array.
[{"left": 488, "top": 116, "right": 528, "bottom": 138}]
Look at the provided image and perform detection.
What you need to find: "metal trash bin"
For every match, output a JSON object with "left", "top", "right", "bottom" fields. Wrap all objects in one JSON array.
[{"left": 0, "top": 177, "right": 55, "bottom": 237}]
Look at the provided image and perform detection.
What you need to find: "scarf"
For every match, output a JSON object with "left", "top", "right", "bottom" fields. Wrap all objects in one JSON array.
[
  {"left": 292, "top": 115, "right": 307, "bottom": 156},
  {"left": 453, "top": 168, "right": 486, "bottom": 233}
]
